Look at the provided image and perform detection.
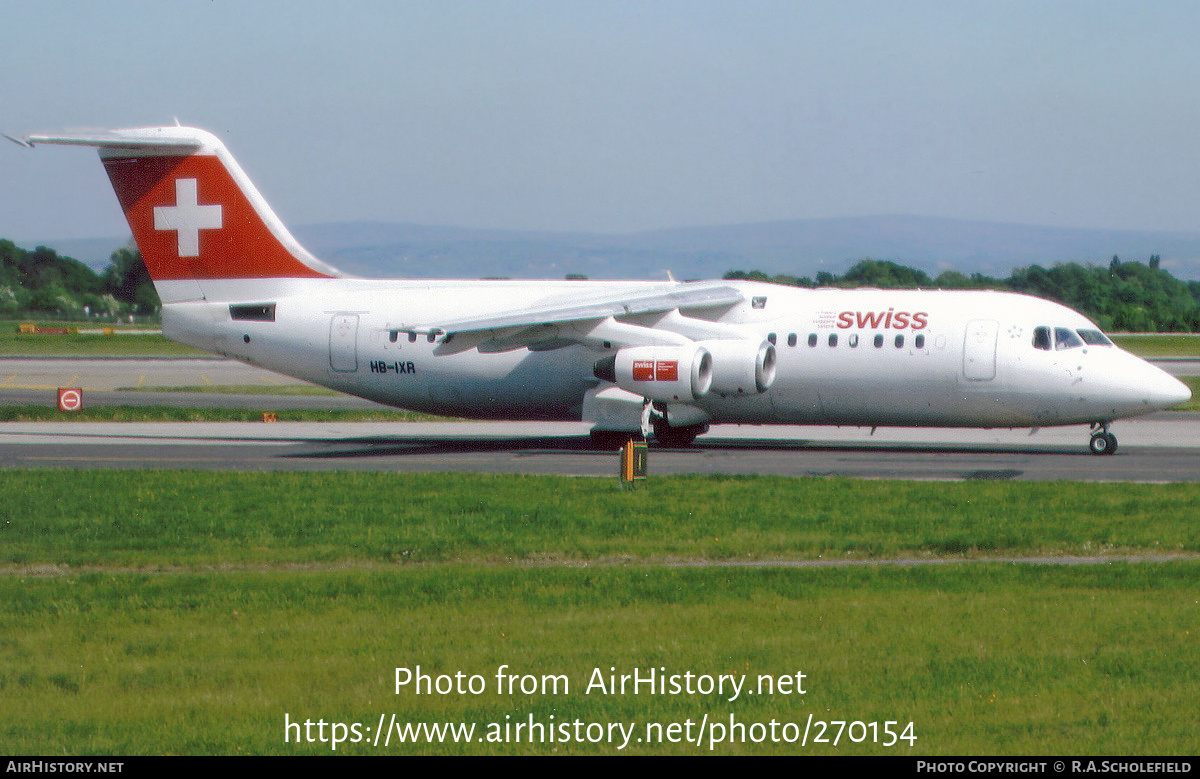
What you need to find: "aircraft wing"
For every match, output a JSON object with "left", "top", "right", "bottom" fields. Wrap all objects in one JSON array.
[{"left": 405, "top": 281, "right": 747, "bottom": 354}]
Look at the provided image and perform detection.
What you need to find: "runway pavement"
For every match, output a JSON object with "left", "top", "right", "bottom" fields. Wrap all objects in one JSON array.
[
  {"left": 0, "top": 357, "right": 306, "bottom": 390},
  {"left": 1, "top": 356, "right": 1198, "bottom": 481},
  {"left": 2, "top": 417, "right": 1200, "bottom": 481}
]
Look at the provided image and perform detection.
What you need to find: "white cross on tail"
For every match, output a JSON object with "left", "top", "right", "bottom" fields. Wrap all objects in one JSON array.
[{"left": 153, "top": 178, "right": 223, "bottom": 257}]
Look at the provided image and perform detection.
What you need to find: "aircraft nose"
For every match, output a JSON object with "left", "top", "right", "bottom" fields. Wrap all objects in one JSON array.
[
  {"left": 1095, "top": 353, "right": 1192, "bottom": 415},
  {"left": 1134, "top": 361, "right": 1191, "bottom": 410},
  {"left": 1154, "top": 372, "right": 1192, "bottom": 409}
]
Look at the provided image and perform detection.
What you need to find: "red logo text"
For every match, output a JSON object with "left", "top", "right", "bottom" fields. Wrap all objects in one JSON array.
[{"left": 837, "top": 309, "right": 928, "bottom": 330}]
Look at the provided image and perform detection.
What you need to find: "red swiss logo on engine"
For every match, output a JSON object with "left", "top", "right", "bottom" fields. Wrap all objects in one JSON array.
[{"left": 632, "top": 359, "right": 680, "bottom": 381}]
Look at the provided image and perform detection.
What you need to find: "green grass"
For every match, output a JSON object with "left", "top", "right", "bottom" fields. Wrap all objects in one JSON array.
[
  {"left": 2, "top": 564, "right": 1197, "bottom": 755},
  {"left": 1111, "top": 333, "right": 1200, "bottom": 358},
  {"left": 0, "top": 325, "right": 206, "bottom": 357},
  {"left": 4, "top": 471, "right": 1199, "bottom": 754},
  {"left": 3, "top": 471, "right": 1197, "bottom": 568}
]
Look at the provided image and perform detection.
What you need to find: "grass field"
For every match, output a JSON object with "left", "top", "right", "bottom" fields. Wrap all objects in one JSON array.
[
  {"left": 4, "top": 471, "right": 1199, "bottom": 567},
  {"left": 1, "top": 322, "right": 206, "bottom": 358},
  {"left": 2, "top": 471, "right": 1198, "bottom": 755},
  {"left": 1111, "top": 333, "right": 1200, "bottom": 358}
]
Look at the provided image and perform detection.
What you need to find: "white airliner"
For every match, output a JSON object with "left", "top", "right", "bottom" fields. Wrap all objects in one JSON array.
[{"left": 17, "top": 125, "right": 1191, "bottom": 454}]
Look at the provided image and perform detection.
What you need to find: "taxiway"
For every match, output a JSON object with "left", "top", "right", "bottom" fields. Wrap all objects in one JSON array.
[
  {"left": 1, "top": 356, "right": 1197, "bottom": 481},
  {"left": 2, "top": 417, "right": 1199, "bottom": 481}
]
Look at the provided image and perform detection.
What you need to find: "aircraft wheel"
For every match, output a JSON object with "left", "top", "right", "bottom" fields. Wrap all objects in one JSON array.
[
  {"left": 1089, "top": 432, "right": 1118, "bottom": 456},
  {"left": 651, "top": 420, "right": 706, "bottom": 448}
]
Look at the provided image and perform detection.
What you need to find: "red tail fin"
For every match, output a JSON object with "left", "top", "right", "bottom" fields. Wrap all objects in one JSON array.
[{"left": 28, "top": 126, "right": 340, "bottom": 300}]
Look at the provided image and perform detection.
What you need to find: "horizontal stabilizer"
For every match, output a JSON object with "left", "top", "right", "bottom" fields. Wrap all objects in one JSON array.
[{"left": 25, "top": 128, "right": 204, "bottom": 151}]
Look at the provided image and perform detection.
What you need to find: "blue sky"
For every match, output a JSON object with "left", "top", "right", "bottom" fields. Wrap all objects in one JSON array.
[{"left": 3, "top": 0, "right": 1199, "bottom": 241}]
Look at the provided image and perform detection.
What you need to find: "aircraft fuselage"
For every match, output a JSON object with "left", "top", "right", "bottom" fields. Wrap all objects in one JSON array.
[{"left": 164, "top": 278, "right": 1187, "bottom": 430}]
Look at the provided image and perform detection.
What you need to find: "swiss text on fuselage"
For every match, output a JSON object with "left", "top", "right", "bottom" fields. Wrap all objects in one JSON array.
[{"left": 837, "top": 309, "right": 929, "bottom": 330}]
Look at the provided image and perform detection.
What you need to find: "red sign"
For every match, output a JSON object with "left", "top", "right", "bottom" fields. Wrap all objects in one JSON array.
[
  {"left": 632, "top": 359, "right": 680, "bottom": 381},
  {"left": 632, "top": 360, "right": 655, "bottom": 381},
  {"left": 57, "top": 388, "right": 83, "bottom": 412}
]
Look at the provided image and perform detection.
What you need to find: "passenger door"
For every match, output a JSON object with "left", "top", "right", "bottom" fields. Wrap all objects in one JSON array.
[
  {"left": 962, "top": 319, "right": 998, "bottom": 381},
  {"left": 329, "top": 314, "right": 359, "bottom": 372}
]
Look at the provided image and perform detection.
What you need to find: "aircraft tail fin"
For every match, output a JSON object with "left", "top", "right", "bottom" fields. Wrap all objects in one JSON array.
[{"left": 26, "top": 126, "right": 342, "bottom": 302}]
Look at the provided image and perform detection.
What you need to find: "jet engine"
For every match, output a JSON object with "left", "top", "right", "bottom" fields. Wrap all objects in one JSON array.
[
  {"left": 698, "top": 338, "right": 777, "bottom": 395},
  {"left": 594, "top": 344, "right": 713, "bottom": 402}
]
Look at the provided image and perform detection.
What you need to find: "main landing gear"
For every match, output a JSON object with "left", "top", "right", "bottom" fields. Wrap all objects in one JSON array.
[
  {"left": 589, "top": 429, "right": 644, "bottom": 451},
  {"left": 1088, "top": 422, "right": 1118, "bottom": 456},
  {"left": 650, "top": 418, "right": 708, "bottom": 448}
]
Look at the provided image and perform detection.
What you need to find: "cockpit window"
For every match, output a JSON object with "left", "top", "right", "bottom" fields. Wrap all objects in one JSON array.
[
  {"left": 1055, "top": 327, "right": 1084, "bottom": 350},
  {"left": 1077, "top": 329, "right": 1113, "bottom": 346},
  {"left": 1032, "top": 326, "right": 1052, "bottom": 351}
]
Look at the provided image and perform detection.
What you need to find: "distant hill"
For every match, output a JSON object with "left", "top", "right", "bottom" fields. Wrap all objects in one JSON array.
[
  {"left": 294, "top": 216, "right": 1200, "bottom": 281},
  {"left": 22, "top": 215, "right": 1200, "bottom": 281}
]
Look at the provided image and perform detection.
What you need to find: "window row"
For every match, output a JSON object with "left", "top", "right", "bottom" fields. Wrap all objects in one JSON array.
[
  {"left": 1031, "top": 326, "right": 1112, "bottom": 351},
  {"left": 769, "top": 332, "right": 927, "bottom": 350}
]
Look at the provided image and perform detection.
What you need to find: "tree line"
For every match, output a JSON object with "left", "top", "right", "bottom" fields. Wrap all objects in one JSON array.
[
  {"left": 5, "top": 235, "right": 1200, "bottom": 332},
  {"left": 0, "top": 240, "right": 158, "bottom": 320},
  {"left": 726, "top": 256, "right": 1200, "bottom": 332}
]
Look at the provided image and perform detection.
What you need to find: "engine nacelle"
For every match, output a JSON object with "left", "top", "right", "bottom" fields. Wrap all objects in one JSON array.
[
  {"left": 698, "top": 339, "right": 777, "bottom": 395},
  {"left": 595, "top": 344, "right": 713, "bottom": 402}
]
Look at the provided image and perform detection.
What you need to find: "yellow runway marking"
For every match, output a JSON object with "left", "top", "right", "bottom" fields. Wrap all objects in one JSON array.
[
  {"left": 0, "top": 384, "right": 104, "bottom": 391},
  {"left": 136, "top": 375, "right": 147, "bottom": 387},
  {"left": 0, "top": 375, "right": 14, "bottom": 386},
  {"left": 200, "top": 374, "right": 214, "bottom": 386}
]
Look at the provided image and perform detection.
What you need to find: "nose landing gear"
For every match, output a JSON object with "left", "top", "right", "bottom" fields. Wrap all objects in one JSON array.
[{"left": 1088, "top": 423, "right": 1118, "bottom": 455}]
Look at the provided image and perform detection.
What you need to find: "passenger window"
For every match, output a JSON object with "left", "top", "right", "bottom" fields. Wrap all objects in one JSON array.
[
  {"left": 849, "top": 334, "right": 859, "bottom": 348},
  {"left": 1032, "top": 326, "right": 1052, "bottom": 351},
  {"left": 408, "top": 332, "right": 418, "bottom": 343},
  {"left": 389, "top": 331, "right": 399, "bottom": 343},
  {"left": 1055, "top": 327, "right": 1084, "bottom": 350},
  {"left": 915, "top": 334, "right": 925, "bottom": 349},
  {"left": 895, "top": 334, "right": 904, "bottom": 348},
  {"left": 787, "top": 333, "right": 797, "bottom": 347},
  {"left": 828, "top": 334, "right": 838, "bottom": 347},
  {"left": 873, "top": 334, "right": 883, "bottom": 348},
  {"left": 768, "top": 333, "right": 777, "bottom": 345},
  {"left": 808, "top": 333, "right": 817, "bottom": 347}
]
